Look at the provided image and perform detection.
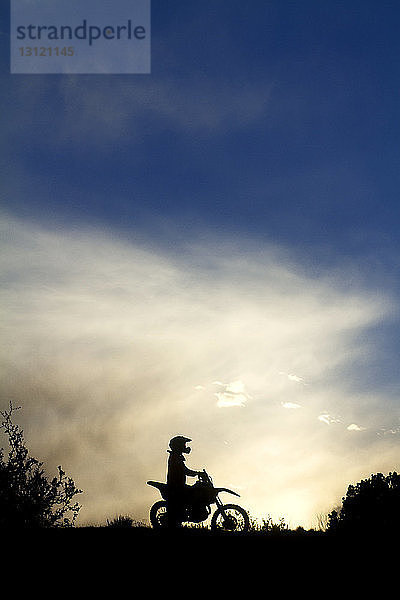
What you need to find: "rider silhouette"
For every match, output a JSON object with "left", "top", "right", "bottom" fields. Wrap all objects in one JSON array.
[{"left": 166, "top": 436, "right": 202, "bottom": 526}]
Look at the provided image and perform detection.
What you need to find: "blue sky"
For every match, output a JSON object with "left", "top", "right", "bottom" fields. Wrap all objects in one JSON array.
[
  {"left": 1, "top": 1, "right": 400, "bottom": 527},
  {"left": 2, "top": 1, "right": 400, "bottom": 263}
]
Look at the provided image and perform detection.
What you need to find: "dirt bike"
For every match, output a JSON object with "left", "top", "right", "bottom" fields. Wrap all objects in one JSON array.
[{"left": 147, "top": 469, "right": 250, "bottom": 532}]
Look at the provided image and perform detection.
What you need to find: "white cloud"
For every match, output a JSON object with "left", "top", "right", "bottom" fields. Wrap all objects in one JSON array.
[
  {"left": 318, "top": 413, "right": 342, "bottom": 425},
  {"left": 282, "top": 402, "right": 302, "bottom": 409},
  {"left": 347, "top": 423, "right": 366, "bottom": 432},
  {"left": 0, "top": 215, "right": 397, "bottom": 527},
  {"left": 279, "top": 372, "right": 308, "bottom": 385},
  {"left": 214, "top": 380, "right": 251, "bottom": 408},
  {"left": 215, "top": 393, "right": 246, "bottom": 409},
  {"left": 378, "top": 426, "right": 400, "bottom": 436}
]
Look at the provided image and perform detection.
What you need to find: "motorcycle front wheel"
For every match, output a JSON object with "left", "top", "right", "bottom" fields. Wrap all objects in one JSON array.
[
  {"left": 149, "top": 500, "right": 169, "bottom": 529},
  {"left": 210, "top": 504, "right": 250, "bottom": 533}
]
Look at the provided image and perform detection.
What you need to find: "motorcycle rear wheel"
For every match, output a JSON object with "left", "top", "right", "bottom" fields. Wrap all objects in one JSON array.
[
  {"left": 149, "top": 500, "right": 168, "bottom": 529},
  {"left": 210, "top": 504, "right": 250, "bottom": 533}
]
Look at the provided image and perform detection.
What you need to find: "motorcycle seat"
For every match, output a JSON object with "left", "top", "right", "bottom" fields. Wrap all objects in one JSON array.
[{"left": 147, "top": 481, "right": 168, "bottom": 499}]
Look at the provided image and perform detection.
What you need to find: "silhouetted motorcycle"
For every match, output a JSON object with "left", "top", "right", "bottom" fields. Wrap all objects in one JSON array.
[{"left": 147, "top": 470, "right": 249, "bottom": 532}]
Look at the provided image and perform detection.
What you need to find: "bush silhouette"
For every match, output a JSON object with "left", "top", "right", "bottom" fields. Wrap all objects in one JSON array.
[
  {"left": 0, "top": 403, "right": 82, "bottom": 528},
  {"left": 106, "top": 515, "right": 134, "bottom": 528},
  {"left": 328, "top": 472, "right": 400, "bottom": 535}
]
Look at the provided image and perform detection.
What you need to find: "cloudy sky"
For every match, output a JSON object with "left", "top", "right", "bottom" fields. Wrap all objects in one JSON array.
[{"left": 1, "top": 1, "right": 400, "bottom": 528}]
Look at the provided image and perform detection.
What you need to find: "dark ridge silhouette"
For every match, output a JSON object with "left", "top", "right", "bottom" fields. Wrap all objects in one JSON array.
[{"left": 1, "top": 408, "right": 398, "bottom": 562}]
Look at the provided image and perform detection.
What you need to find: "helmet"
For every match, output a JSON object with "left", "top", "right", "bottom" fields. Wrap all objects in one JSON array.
[{"left": 169, "top": 435, "right": 192, "bottom": 453}]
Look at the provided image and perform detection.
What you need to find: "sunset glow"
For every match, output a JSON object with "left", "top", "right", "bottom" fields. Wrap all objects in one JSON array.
[{"left": 2, "top": 1, "right": 400, "bottom": 530}]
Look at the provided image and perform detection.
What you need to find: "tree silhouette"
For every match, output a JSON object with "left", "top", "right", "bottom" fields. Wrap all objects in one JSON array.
[
  {"left": 328, "top": 472, "right": 400, "bottom": 535},
  {"left": 0, "top": 403, "right": 82, "bottom": 528}
]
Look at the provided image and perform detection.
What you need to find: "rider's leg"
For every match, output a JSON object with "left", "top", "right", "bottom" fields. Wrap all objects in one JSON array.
[{"left": 167, "top": 489, "right": 184, "bottom": 528}]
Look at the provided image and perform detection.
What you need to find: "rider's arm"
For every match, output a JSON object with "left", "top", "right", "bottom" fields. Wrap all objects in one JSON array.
[{"left": 184, "top": 465, "right": 201, "bottom": 477}]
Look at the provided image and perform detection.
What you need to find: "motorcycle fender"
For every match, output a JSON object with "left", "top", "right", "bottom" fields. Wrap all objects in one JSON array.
[{"left": 215, "top": 487, "right": 240, "bottom": 497}]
